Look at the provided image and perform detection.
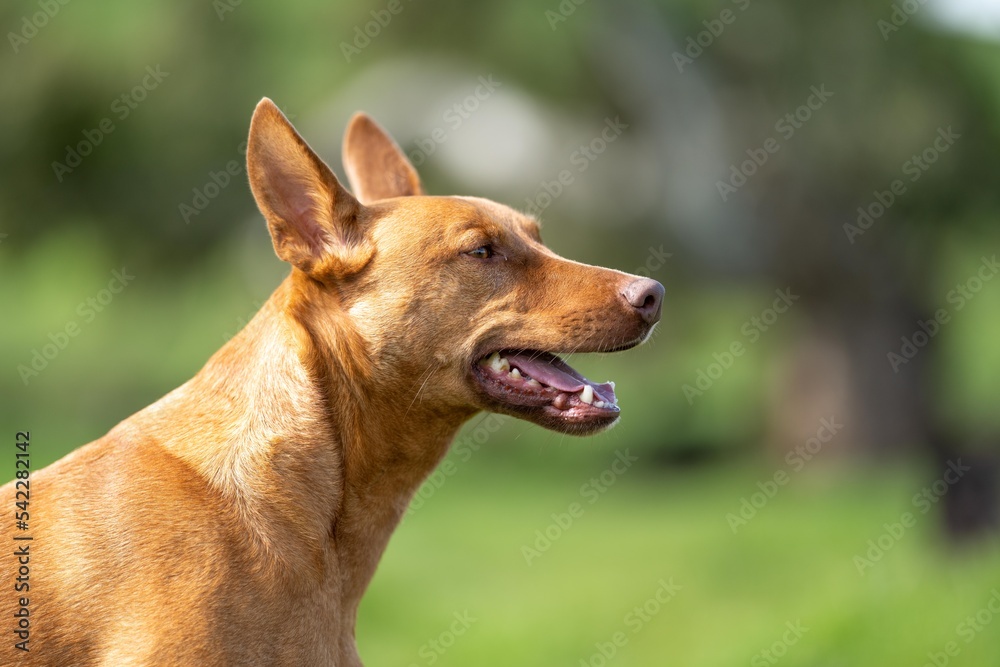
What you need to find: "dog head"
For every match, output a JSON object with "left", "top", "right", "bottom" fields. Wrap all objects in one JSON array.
[{"left": 247, "top": 99, "right": 662, "bottom": 435}]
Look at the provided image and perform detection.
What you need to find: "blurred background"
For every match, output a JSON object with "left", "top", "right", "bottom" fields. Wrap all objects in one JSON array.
[{"left": 3, "top": 0, "right": 1000, "bottom": 664}]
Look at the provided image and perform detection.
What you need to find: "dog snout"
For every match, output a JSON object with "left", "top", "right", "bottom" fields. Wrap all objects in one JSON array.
[{"left": 622, "top": 277, "right": 664, "bottom": 325}]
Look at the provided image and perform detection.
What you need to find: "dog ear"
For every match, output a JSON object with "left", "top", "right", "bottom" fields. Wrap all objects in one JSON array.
[
  {"left": 342, "top": 112, "right": 423, "bottom": 204},
  {"left": 248, "top": 99, "right": 373, "bottom": 277}
]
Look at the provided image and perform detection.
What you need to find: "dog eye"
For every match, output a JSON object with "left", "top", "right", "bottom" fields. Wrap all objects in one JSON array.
[{"left": 466, "top": 245, "right": 494, "bottom": 259}]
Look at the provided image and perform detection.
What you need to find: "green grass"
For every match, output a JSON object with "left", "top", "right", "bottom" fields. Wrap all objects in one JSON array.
[{"left": 358, "top": 452, "right": 1000, "bottom": 666}]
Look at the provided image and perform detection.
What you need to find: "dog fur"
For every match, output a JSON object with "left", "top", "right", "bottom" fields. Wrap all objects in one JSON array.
[{"left": 1, "top": 99, "right": 662, "bottom": 666}]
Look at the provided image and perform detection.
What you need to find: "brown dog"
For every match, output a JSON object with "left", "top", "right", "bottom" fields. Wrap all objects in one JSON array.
[{"left": 1, "top": 99, "right": 663, "bottom": 666}]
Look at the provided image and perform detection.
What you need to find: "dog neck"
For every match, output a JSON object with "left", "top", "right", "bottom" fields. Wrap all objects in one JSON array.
[{"left": 132, "top": 273, "right": 473, "bottom": 645}]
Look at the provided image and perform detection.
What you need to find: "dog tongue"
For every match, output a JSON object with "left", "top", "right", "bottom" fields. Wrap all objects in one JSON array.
[{"left": 506, "top": 352, "right": 616, "bottom": 404}]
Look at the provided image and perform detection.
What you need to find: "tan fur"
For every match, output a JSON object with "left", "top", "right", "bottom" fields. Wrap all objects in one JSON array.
[{"left": 1, "top": 99, "right": 661, "bottom": 666}]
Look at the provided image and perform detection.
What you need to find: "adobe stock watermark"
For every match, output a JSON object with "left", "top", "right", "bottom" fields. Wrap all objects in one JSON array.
[
  {"left": 523, "top": 116, "right": 628, "bottom": 216},
  {"left": 51, "top": 65, "right": 170, "bottom": 182},
  {"left": 843, "top": 126, "right": 960, "bottom": 244},
  {"left": 545, "top": 0, "right": 587, "bottom": 30},
  {"left": 920, "top": 590, "right": 1000, "bottom": 667},
  {"left": 179, "top": 110, "right": 296, "bottom": 224},
  {"left": 726, "top": 416, "right": 842, "bottom": 534},
  {"left": 853, "top": 459, "right": 971, "bottom": 575},
  {"left": 17, "top": 267, "right": 136, "bottom": 386},
  {"left": 887, "top": 255, "right": 998, "bottom": 373},
  {"left": 716, "top": 85, "right": 833, "bottom": 202},
  {"left": 672, "top": 0, "right": 752, "bottom": 73},
  {"left": 521, "top": 448, "right": 638, "bottom": 566},
  {"left": 405, "top": 610, "right": 477, "bottom": 667},
  {"left": 406, "top": 413, "right": 507, "bottom": 516},
  {"left": 406, "top": 75, "right": 502, "bottom": 168},
  {"left": 750, "top": 620, "right": 809, "bottom": 667},
  {"left": 219, "top": 298, "right": 267, "bottom": 344},
  {"left": 578, "top": 578, "right": 681, "bottom": 667},
  {"left": 682, "top": 288, "right": 799, "bottom": 405},
  {"left": 8, "top": 0, "right": 72, "bottom": 54},
  {"left": 633, "top": 245, "right": 672, "bottom": 278},
  {"left": 179, "top": 140, "right": 248, "bottom": 224},
  {"left": 878, "top": 0, "right": 928, "bottom": 41},
  {"left": 340, "top": 0, "right": 416, "bottom": 63},
  {"left": 213, "top": 0, "right": 242, "bottom": 21}
]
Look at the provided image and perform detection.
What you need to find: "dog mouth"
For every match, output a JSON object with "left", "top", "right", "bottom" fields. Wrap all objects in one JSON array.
[{"left": 471, "top": 350, "right": 621, "bottom": 434}]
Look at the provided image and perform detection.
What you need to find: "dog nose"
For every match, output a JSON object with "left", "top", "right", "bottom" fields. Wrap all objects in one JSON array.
[{"left": 622, "top": 278, "right": 664, "bottom": 325}]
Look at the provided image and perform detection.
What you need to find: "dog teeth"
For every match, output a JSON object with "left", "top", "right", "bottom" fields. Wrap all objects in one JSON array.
[
  {"left": 553, "top": 393, "right": 568, "bottom": 409},
  {"left": 510, "top": 367, "right": 521, "bottom": 379},
  {"left": 486, "top": 352, "right": 510, "bottom": 373},
  {"left": 595, "top": 400, "right": 606, "bottom": 408},
  {"left": 526, "top": 378, "right": 541, "bottom": 388},
  {"left": 580, "top": 385, "right": 594, "bottom": 405}
]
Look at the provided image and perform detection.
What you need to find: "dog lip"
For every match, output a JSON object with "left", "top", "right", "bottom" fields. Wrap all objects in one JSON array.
[
  {"left": 469, "top": 349, "right": 621, "bottom": 430},
  {"left": 476, "top": 350, "right": 615, "bottom": 393},
  {"left": 599, "top": 330, "right": 656, "bottom": 354},
  {"left": 471, "top": 323, "right": 655, "bottom": 363}
]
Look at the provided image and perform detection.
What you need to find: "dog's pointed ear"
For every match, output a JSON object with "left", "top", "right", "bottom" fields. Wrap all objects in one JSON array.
[
  {"left": 342, "top": 112, "right": 423, "bottom": 204},
  {"left": 247, "top": 99, "right": 373, "bottom": 277}
]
